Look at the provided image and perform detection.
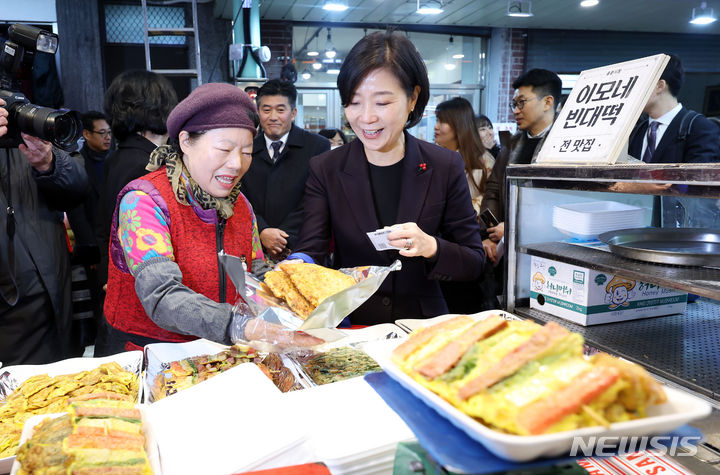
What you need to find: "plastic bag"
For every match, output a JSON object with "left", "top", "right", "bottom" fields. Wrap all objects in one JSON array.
[
  {"left": 219, "top": 252, "right": 401, "bottom": 351},
  {"left": 221, "top": 252, "right": 401, "bottom": 330}
]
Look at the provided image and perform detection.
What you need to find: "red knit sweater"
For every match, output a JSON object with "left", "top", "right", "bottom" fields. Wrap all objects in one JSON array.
[{"left": 104, "top": 168, "right": 253, "bottom": 342}]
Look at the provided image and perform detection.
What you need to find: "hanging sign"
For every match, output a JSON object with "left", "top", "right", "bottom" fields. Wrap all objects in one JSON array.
[{"left": 537, "top": 54, "right": 669, "bottom": 165}]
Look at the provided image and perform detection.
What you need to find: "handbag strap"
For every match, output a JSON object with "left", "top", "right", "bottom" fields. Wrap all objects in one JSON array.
[{"left": 1, "top": 149, "right": 19, "bottom": 306}]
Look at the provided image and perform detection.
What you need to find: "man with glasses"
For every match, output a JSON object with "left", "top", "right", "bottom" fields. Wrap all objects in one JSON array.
[
  {"left": 481, "top": 69, "right": 562, "bottom": 263},
  {"left": 66, "top": 111, "right": 113, "bottom": 351},
  {"left": 68, "top": 111, "right": 113, "bottom": 263}
]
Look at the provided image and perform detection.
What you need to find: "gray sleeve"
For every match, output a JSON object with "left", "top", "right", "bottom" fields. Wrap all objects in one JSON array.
[
  {"left": 251, "top": 258, "right": 272, "bottom": 279},
  {"left": 133, "top": 256, "right": 234, "bottom": 344}
]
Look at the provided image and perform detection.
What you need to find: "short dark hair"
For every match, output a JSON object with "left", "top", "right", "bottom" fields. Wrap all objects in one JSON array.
[
  {"left": 661, "top": 53, "right": 684, "bottom": 97},
  {"left": 337, "top": 31, "right": 429, "bottom": 129},
  {"left": 81, "top": 111, "right": 108, "bottom": 131},
  {"left": 475, "top": 114, "right": 493, "bottom": 129},
  {"left": 103, "top": 70, "right": 178, "bottom": 141},
  {"left": 512, "top": 69, "right": 562, "bottom": 106},
  {"left": 256, "top": 79, "right": 298, "bottom": 109},
  {"left": 318, "top": 128, "right": 347, "bottom": 144}
]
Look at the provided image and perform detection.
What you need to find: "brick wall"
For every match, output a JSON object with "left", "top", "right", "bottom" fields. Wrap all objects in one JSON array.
[
  {"left": 497, "top": 28, "right": 527, "bottom": 123},
  {"left": 261, "top": 20, "right": 293, "bottom": 80}
]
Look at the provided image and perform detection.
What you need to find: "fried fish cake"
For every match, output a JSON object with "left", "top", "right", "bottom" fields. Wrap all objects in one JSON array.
[
  {"left": 264, "top": 270, "right": 315, "bottom": 320},
  {"left": 279, "top": 263, "right": 356, "bottom": 307}
]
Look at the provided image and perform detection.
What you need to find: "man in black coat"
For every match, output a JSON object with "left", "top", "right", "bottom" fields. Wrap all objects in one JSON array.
[
  {"left": 0, "top": 116, "right": 88, "bottom": 364},
  {"left": 628, "top": 54, "right": 719, "bottom": 164},
  {"left": 241, "top": 79, "right": 330, "bottom": 260},
  {"left": 67, "top": 111, "right": 112, "bottom": 266}
]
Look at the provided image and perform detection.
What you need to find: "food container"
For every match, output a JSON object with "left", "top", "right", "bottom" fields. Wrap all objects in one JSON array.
[
  {"left": 0, "top": 351, "right": 143, "bottom": 473},
  {"left": 10, "top": 405, "right": 162, "bottom": 475},
  {"left": 363, "top": 313, "right": 712, "bottom": 462},
  {"left": 144, "top": 339, "right": 309, "bottom": 403},
  {"left": 552, "top": 201, "right": 646, "bottom": 240}
]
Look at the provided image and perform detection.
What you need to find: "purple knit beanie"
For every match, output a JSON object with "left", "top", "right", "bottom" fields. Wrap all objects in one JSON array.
[{"left": 166, "top": 82, "right": 258, "bottom": 139}]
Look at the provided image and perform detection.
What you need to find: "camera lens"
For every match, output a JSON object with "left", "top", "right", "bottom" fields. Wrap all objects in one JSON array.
[{"left": 13, "top": 103, "right": 81, "bottom": 150}]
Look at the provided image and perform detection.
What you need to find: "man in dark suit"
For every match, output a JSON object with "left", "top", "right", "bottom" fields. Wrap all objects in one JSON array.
[
  {"left": 242, "top": 79, "right": 330, "bottom": 260},
  {"left": 628, "top": 54, "right": 719, "bottom": 164},
  {"left": 67, "top": 111, "right": 113, "bottom": 348},
  {"left": 68, "top": 111, "right": 112, "bottom": 267}
]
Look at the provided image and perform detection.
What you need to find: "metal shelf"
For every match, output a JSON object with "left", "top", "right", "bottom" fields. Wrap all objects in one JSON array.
[
  {"left": 520, "top": 242, "right": 720, "bottom": 300},
  {"left": 515, "top": 299, "right": 720, "bottom": 401},
  {"left": 506, "top": 163, "right": 720, "bottom": 198}
]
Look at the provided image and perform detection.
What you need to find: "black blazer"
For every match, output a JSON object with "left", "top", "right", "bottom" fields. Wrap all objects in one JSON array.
[
  {"left": 66, "top": 145, "right": 108, "bottom": 263},
  {"left": 295, "top": 133, "right": 485, "bottom": 325},
  {"left": 628, "top": 107, "right": 720, "bottom": 163},
  {"left": 242, "top": 124, "right": 330, "bottom": 250}
]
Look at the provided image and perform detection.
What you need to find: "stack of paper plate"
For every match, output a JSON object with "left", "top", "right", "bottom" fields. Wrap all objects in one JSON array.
[
  {"left": 552, "top": 201, "right": 645, "bottom": 240},
  {"left": 283, "top": 377, "right": 415, "bottom": 474}
]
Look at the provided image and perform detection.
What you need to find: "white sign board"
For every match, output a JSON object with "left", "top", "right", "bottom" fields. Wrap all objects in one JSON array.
[{"left": 537, "top": 54, "right": 669, "bottom": 165}]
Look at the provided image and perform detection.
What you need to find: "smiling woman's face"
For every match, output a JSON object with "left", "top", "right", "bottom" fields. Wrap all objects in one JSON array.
[
  {"left": 434, "top": 118, "right": 456, "bottom": 150},
  {"left": 343, "top": 68, "right": 418, "bottom": 159},
  {"left": 180, "top": 127, "right": 254, "bottom": 198}
]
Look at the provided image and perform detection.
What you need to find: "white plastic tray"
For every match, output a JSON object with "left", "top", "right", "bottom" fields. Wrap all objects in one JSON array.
[
  {"left": 363, "top": 316, "right": 712, "bottom": 462},
  {"left": 10, "top": 405, "right": 162, "bottom": 475},
  {"left": 0, "top": 352, "right": 144, "bottom": 474},
  {"left": 395, "top": 309, "right": 519, "bottom": 333}
]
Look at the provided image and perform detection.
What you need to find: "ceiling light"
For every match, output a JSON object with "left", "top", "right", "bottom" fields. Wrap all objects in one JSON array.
[
  {"left": 417, "top": 0, "right": 443, "bottom": 14},
  {"left": 580, "top": 0, "right": 599, "bottom": 7},
  {"left": 324, "top": 28, "right": 337, "bottom": 58},
  {"left": 322, "top": 1, "right": 348, "bottom": 11},
  {"left": 443, "top": 63, "right": 456, "bottom": 71},
  {"left": 507, "top": 0, "right": 533, "bottom": 17},
  {"left": 307, "top": 31, "right": 320, "bottom": 56},
  {"left": 312, "top": 62, "right": 323, "bottom": 70},
  {"left": 301, "top": 68, "right": 312, "bottom": 80},
  {"left": 448, "top": 36, "right": 464, "bottom": 59},
  {"left": 327, "top": 68, "right": 340, "bottom": 75},
  {"left": 690, "top": 2, "right": 717, "bottom": 24}
]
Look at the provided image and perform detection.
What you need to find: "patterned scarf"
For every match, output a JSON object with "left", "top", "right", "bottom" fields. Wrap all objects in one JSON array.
[{"left": 146, "top": 144, "right": 242, "bottom": 219}]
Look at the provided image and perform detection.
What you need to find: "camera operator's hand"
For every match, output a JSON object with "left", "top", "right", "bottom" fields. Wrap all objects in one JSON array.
[
  {"left": 0, "top": 99, "right": 8, "bottom": 138},
  {"left": 20, "top": 133, "right": 54, "bottom": 173}
]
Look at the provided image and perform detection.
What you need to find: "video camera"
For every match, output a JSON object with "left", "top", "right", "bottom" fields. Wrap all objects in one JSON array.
[{"left": 0, "top": 24, "right": 81, "bottom": 151}]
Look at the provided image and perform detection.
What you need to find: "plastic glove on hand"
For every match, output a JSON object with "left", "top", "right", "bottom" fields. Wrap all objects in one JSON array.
[{"left": 244, "top": 318, "right": 324, "bottom": 348}]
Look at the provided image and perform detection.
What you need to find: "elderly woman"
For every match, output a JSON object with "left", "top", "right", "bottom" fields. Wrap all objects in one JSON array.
[
  {"left": 96, "top": 83, "right": 320, "bottom": 355},
  {"left": 294, "top": 32, "right": 486, "bottom": 326}
]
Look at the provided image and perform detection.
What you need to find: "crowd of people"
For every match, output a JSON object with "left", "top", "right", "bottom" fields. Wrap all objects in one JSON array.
[{"left": 1, "top": 30, "right": 717, "bottom": 365}]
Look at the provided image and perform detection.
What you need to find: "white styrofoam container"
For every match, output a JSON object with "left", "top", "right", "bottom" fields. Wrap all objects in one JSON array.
[
  {"left": 530, "top": 256, "right": 687, "bottom": 325},
  {"left": 363, "top": 330, "right": 712, "bottom": 463},
  {"left": 552, "top": 201, "right": 646, "bottom": 239}
]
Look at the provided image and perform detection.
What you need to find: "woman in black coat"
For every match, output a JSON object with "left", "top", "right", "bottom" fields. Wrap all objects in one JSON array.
[
  {"left": 294, "top": 32, "right": 485, "bottom": 326},
  {"left": 96, "top": 70, "right": 178, "bottom": 288}
]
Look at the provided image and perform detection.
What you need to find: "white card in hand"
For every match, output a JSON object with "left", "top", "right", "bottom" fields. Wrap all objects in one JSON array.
[{"left": 366, "top": 228, "right": 402, "bottom": 251}]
